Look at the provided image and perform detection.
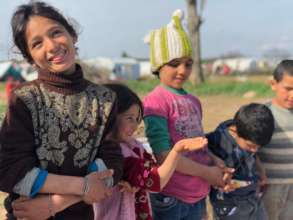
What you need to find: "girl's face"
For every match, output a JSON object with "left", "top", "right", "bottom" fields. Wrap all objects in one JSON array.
[
  {"left": 116, "top": 104, "right": 141, "bottom": 143},
  {"left": 25, "top": 16, "right": 77, "bottom": 74},
  {"left": 159, "top": 57, "right": 193, "bottom": 89}
]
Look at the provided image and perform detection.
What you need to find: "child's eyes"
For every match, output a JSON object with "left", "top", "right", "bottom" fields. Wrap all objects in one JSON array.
[
  {"left": 31, "top": 41, "right": 42, "bottom": 49},
  {"left": 284, "top": 87, "right": 293, "bottom": 91},
  {"left": 52, "top": 29, "right": 63, "bottom": 37},
  {"left": 127, "top": 117, "right": 135, "bottom": 121},
  {"left": 167, "top": 61, "right": 193, "bottom": 68},
  {"left": 167, "top": 62, "right": 181, "bottom": 68},
  {"left": 126, "top": 116, "right": 140, "bottom": 123},
  {"left": 185, "top": 62, "right": 193, "bottom": 68}
]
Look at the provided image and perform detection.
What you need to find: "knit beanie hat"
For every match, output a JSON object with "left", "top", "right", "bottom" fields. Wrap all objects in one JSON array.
[{"left": 144, "top": 9, "right": 192, "bottom": 72}]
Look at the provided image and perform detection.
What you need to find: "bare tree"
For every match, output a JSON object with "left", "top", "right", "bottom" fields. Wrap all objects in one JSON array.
[{"left": 186, "top": 0, "right": 205, "bottom": 84}]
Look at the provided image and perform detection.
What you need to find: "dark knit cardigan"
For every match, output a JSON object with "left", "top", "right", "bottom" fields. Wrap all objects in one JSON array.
[{"left": 0, "top": 64, "right": 123, "bottom": 220}]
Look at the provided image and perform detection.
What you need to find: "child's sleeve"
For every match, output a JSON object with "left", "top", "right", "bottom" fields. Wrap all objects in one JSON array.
[
  {"left": 206, "top": 131, "right": 227, "bottom": 160},
  {"left": 123, "top": 151, "right": 160, "bottom": 192},
  {"left": 143, "top": 93, "right": 171, "bottom": 154},
  {"left": 97, "top": 140, "right": 124, "bottom": 185},
  {"left": 144, "top": 116, "right": 171, "bottom": 154},
  {"left": 0, "top": 93, "right": 40, "bottom": 194}
]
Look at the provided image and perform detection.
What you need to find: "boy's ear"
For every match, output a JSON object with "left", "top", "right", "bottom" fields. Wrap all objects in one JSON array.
[
  {"left": 229, "top": 125, "right": 237, "bottom": 133},
  {"left": 270, "top": 79, "right": 278, "bottom": 92}
]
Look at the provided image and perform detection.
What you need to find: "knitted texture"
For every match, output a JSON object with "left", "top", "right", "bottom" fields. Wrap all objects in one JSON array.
[{"left": 144, "top": 9, "right": 192, "bottom": 72}]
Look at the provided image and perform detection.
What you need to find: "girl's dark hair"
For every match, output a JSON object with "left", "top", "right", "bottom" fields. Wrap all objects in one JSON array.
[
  {"left": 11, "top": 1, "right": 78, "bottom": 63},
  {"left": 105, "top": 83, "right": 143, "bottom": 121}
]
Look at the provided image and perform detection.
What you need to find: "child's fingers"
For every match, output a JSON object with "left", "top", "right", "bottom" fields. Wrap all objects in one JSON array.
[
  {"left": 96, "top": 169, "right": 114, "bottom": 180},
  {"left": 191, "top": 137, "right": 207, "bottom": 150},
  {"left": 131, "top": 187, "right": 140, "bottom": 193},
  {"left": 223, "top": 173, "right": 231, "bottom": 183},
  {"left": 13, "top": 196, "right": 29, "bottom": 203},
  {"left": 223, "top": 184, "right": 236, "bottom": 193},
  {"left": 105, "top": 188, "right": 112, "bottom": 197}
]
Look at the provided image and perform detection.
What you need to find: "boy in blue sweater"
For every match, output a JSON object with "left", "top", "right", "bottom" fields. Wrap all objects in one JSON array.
[{"left": 207, "top": 103, "right": 274, "bottom": 220}]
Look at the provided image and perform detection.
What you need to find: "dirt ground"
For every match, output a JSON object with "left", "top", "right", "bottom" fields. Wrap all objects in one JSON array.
[
  {"left": 0, "top": 95, "right": 266, "bottom": 219},
  {"left": 201, "top": 95, "right": 266, "bottom": 132}
]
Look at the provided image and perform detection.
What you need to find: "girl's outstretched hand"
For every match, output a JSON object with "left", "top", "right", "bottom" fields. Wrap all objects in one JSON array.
[{"left": 173, "top": 137, "right": 207, "bottom": 153}]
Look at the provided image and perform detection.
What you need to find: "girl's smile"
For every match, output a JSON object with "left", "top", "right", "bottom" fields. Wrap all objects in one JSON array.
[
  {"left": 25, "top": 16, "right": 77, "bottom": 74},
  {"left": 116, "top": 104, "right": 141, "bottom": 143}
]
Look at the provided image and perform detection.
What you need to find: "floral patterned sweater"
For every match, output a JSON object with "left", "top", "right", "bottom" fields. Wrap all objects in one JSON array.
[{"left": 0, "top": 64, "right": 123, "bottom": 220}]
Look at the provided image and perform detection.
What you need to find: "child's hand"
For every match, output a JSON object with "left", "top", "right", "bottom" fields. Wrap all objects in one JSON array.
[
  {"left": 12, "top": 195, "right": 51, "bottom": 220},
  {"left": 83, "top": 170, "right": 113, "bottom": 204},
  {"left": 118, "top": 181, "right": 139, "bottom": 193},
  {"left": 173, "top": 137, "right": 207, "bottom": 153},
  {"left": 206, "top": 166, "right": 234, "bottom": 188},
  {"left": 257, "top": 173, "right": 268, "bottom": 193},
  {"left": 258, "top": 174, "right": 268, "bottom": 187}
]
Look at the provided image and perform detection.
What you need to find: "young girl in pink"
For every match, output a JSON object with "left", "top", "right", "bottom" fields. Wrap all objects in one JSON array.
[{"left": 94, "top": 84, "right": 208, "bottom": 220}]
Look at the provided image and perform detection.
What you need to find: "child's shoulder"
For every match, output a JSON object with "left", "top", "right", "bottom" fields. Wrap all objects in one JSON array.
[
  {"left": 187, "top": 93, "right": 202, "bottom": 106},
  {"left": 143, "top": 86, "right": 169, "bottom": 107},
  {"left": 12, "top": 80, "right": 40, "bottom": 99},
  {"left": 144, "top": 85, "right": 165, "bottom": 99},
  {"left": 120, "top": 139, "right": 145, "bottom": 158},
  {"left": 85, "top": 82, "right": 116, "bottom": 102}
]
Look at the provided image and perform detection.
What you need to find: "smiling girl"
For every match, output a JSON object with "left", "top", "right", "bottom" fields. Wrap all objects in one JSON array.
[{"left": 0, "top": 1, "right": 123, "bottom": 219}]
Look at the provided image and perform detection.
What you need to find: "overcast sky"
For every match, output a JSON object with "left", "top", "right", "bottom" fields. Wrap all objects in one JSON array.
[{"left": 1, "top": 0, "right": 293, "bottom": 61}]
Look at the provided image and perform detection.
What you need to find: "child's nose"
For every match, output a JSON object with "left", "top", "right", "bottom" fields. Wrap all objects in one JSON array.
[
  {"left": 289, "top": 89, "right": 293, "bottom": 97},
  {"left": 177, "top": 64, "right": 187, "bottom": 75},
  {"left": 45, "top": 38, "right": 58, "bottom": 53}
]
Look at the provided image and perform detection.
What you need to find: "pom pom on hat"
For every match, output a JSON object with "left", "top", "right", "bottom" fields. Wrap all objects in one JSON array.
[
  {"left": 144, "top": 9, "right": 192, "bottom": 72},
  {"left": 172, "top": 9, "right": 184, "bottom": 20}
]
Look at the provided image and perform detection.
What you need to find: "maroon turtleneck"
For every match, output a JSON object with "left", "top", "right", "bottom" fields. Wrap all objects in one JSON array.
[{"left": 37, "top": 64, "right": 88, "bottom": 94}]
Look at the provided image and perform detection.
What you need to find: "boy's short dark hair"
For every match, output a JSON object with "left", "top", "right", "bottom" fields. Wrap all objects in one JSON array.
[
  {"left": 234, "top": 103, "right": 274, "bottom": 146},
  {"left": 273, "top": 60, "right": 293, "bottom": 82}
]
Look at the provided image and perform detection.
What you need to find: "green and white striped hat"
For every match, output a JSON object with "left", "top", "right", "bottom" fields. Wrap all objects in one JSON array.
[{"left": 144, "top": 9, "right": 192, "bottom": 72}]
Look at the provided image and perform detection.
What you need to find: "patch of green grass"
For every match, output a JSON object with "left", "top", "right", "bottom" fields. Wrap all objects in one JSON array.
[
  {"left": 0, "top": 103, "right": 6, "bottom": 123},
  {"left": 0, "top": 82, "right": 5, "bottom": 93},
  {"left": 185, "top": 81, "right": 273, "bottom": 97},
  {"left": 126, "top": 77, "right": 273, "bottom": 97},
  {"left": 126, "top": 78, "right": 160, "bottom": 96}
]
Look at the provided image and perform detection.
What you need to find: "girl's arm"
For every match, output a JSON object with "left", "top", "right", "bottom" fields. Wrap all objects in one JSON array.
[
  {"left": 12, "top": 194, "right": 82, "bottom": 220},
  {"left": 38, "top": 170, "right": 113, "bottom": 204},
  {"left": 208, "top": 151, "right": 226, "bottom": 168},
  {"left": 157, "top": 137, "right": 207, "bottom": 189},
  {"left": 156, "top": 151, "right": 231, "bottom": 188},
  {"left": 123, "top": 138, "right": 207, "bottom": 191},
  {"left": 144, "top": 116, "right": 231, "bottom": 188}
]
